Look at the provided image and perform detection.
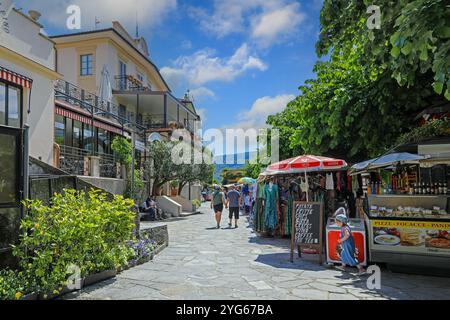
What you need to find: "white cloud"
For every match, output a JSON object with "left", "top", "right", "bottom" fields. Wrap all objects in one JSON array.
[
  {"left": 220, "top": 94, "right": 295, "bottom": 130},
  {"left": 251, "top": 3, "right": 305, "bottom": 47},
  {"left": 18, "top": 0, "right": 176, "bottom": 32},
  {"left": 160, "top": 43, "right": 267, "bottom": 90},
  {"left": 188, "top": 0, "right": 306, "bottom": 47},
  {"left": 189, "top": 87, "right": 216, "bottom": 102}
]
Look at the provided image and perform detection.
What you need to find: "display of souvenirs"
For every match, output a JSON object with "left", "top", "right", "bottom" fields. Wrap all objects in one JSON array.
[{"left": 369, "top": 205, "right": 448, "bottom": 218}]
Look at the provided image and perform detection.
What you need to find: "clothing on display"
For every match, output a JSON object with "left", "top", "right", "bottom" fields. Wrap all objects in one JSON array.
[
  {"left": 264, "top": 182, "right": 279, "bottom": 231},
  {"left": 326, "top": 173, "right": 334, "bottom": 190}
]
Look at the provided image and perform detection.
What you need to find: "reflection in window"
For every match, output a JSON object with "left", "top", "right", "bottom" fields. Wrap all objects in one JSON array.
[
  {"left": 0, "top": 133, "right": 17, "bottom": 205},
  {"left": 83, "top": 124, "right": 93, "bottom": 151},
  {"left": 54, "top": 115, "right": 65, "bottom": 145},
  {"left": 8, "top": 87, "right": 20, "bottom": 127},
  {"left": 97, "top": 128, "right": 107, "bottom": 154},
  {"left": 0, "top": 83, "right": 5, "bottom": 126},
  {"left": 73, "top": 120, "right": 82, "bottom": 149}
]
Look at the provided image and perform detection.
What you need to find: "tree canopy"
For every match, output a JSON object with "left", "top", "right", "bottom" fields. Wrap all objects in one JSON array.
[{"left": 268, "top": 0, "right": 449, "bottom": 162}]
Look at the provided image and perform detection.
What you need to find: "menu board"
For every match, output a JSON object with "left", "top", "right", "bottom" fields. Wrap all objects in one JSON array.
[
  {"left": 295, "top": 202, "right": 322, "bottom": 244},
  {"left": 370, "top": 219, "right": 450, "bottom": 256},
  {"left": 291, "top": 201, "right": 324, "bottom": 264}
]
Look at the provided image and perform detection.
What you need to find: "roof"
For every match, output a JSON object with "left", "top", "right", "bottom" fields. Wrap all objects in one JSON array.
[{"left": 50, "top": 28, "right": 171, "bottom": 92}]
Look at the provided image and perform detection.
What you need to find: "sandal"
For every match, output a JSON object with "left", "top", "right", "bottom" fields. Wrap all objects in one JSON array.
[{"left": 335, "top": 266, "right": 346, "bottom": 272}]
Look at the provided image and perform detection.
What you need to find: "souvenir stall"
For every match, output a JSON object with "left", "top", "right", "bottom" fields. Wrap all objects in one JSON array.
[
  {"left": 254, "top": 155, "right": 366, "bottom": 263},
  {"left": 351, "top": 151, "right": 450, "bottom": 272}
]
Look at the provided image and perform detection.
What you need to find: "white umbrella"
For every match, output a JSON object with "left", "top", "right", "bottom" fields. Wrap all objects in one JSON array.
[{"left": 98, "top": 65, "right": 112, "bottom": 108}]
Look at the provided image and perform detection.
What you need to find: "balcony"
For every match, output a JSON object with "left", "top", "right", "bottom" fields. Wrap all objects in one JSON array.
[
  {"left": 54, "top": 79, "right": 144, "bottom": 131},
  {"left": 114, "top": 75, "right": 151, "bottom": 92},
  {"left": 58, "top": 145, "right": 118, "bottom": 178}
]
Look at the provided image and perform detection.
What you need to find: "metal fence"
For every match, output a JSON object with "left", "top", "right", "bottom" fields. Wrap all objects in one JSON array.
[{"left": 59, "top": 145, "right": 118, "bottom": 178}]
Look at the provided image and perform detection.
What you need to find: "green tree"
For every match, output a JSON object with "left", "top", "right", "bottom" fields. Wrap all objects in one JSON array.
[{"left": 144, "top": 141, "right": 177, "bottom": 195}]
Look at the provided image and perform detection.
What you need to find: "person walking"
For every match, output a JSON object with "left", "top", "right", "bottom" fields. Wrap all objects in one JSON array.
[
  {"left": 226, "top": 184, "right": 241, "bottom": 228},
  {"left": 335, "top": 212, "right": 365, "bottom": 275},
  {"left": 210, "top": 186, "right": 226, "bottom": 229}
]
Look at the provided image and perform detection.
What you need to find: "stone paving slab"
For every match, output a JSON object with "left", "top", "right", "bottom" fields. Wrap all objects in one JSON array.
[{"left": 66, "top": 203, "right": 450, "bottom": 300}]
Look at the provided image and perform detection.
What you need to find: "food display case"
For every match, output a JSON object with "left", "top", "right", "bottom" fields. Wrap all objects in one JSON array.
[
  {"left": 326, "top": 218, "right": 367, "bottom": 266},
  {"left": 365, "top": 194, "right": 450, "bottom": 270}
]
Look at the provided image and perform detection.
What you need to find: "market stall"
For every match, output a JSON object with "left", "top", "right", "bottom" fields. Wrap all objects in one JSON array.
[
  {"left": 351, "top": 151, "right": 450, "bottom": 272},
  {"left": 255, "top": 155, "right": 364, "bottom": 264}
]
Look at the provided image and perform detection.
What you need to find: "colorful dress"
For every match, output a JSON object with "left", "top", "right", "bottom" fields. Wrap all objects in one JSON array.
[
  {"left": 264, "top": 183, "right": 279, "bottom": 231},
  {"left": 340, "top": 225, "right": 359, "bottom": 266}
]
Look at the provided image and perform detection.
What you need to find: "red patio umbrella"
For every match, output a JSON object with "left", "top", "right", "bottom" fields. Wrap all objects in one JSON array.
[
  {"left": 266, "top": 155, "right": 347, "bottom": 173},
  {"left": 264, "top": 155, "right": 348, "bottom": 202}
]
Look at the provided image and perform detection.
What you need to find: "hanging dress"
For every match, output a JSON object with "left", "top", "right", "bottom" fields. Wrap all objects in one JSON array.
[
  {"left": 255, "top": 182, "right": 266, "bottom": 232},
  {"left": 264, "top": 183, "right": 279, "bottom": 231}
]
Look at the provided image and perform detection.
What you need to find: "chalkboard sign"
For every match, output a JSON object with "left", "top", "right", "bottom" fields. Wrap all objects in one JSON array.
[{"left": 290, "top": 201, "right": 324, "bottom": 264}]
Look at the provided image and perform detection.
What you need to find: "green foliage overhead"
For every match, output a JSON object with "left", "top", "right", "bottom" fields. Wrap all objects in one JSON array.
[
  {"left": 318, "top": 0, "right": 450, "bottom": 100},
  {"left": 268, "top": 0, "right": 448, "bottom": 161}
]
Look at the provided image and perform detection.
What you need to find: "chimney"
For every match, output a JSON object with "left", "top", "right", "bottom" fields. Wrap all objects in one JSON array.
[{"left": 28, "top": 10, "right": 41, "bottom": 22}]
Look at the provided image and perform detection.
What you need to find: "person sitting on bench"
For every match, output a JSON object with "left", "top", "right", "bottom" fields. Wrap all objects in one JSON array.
[{"left": 142, "top": 197, "right": 157, "bottom": 221}]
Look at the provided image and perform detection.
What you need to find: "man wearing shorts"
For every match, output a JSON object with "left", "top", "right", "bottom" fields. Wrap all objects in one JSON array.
[
  {"left": 226, "top": 185, "right": 241, "bottom": 228},
  {"left": 211, "top": 186, "right": 226, "bottom": 229}
]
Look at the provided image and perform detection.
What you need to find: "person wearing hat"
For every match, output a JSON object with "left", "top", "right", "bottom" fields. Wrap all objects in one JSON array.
[
  {"left": 335, "top": 208, "right": 365, "bottom": 274},
  {"left": 211, "top": 185, "right": 226, "bottom": 229}
]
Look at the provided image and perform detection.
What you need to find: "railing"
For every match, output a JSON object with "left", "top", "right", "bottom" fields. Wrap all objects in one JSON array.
[
  {"left": 54, "top": 79, "right": 145, "bottom": 131},
  {"left": 114, "top": 75, "right": 151, "bottom": 92},
  {"left": 59, "top": 145, "right": 118, "bottom": 178}
]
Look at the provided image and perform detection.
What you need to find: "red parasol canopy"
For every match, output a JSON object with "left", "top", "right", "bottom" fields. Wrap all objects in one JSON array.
[{"left": 266, "top": 155, "right": 347, "bottom": 174}]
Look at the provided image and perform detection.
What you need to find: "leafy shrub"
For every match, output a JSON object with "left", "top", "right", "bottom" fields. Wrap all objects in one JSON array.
[
  {"left": 8, "top": 189, "right": 136, "bottom": 296},
  {"left": 127, "top": 233, "right": 157, "bottom": 267},
  {"left": 0, "top": 269, "right": 34, "bottom": 300},
  {"left": 192, "top": 199, "right": 202, "bottom": 208}
]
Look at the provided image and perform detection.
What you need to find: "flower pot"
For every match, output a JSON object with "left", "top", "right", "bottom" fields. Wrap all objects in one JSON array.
[
  {"left": 171, "top": 188, "right": 178, "bottom": 196},
  {"left": 38, "top": 286, "right": 74, "bottom": 300},
  {"left": 82, "top": 269, "right": 117, "bottom": 288}
]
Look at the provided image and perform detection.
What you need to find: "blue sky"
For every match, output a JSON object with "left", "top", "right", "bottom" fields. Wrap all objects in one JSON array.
[{"left": 15, "top": 0, "right": 323, "bottom": 155}]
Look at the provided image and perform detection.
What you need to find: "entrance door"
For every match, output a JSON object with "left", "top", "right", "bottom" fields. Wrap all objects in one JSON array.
[{"left": 0, "top": 126, "right": 23, "bottom": 267}]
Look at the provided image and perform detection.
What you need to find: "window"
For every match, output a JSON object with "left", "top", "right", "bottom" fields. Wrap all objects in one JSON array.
[
  {"left": 0, "top": 83, "right": 5, "bottom": 126},
  {"left": 8, "top": 87, "right": 20, "bottom": 128},
  {"left": 80, "top": 54, "right": 93, "bottom": 76},
  {"left": 83, "top": 123, "right": 94, "bottom": 151},
  {"left": 0, "top": 132, "right": 18, "bottom": 205},
  {"left": 119, "top": 61, "right": 127, "bottom": 90},
  {"left": 0, "top": 82, "right": 21, "bottom": 128},
  {"left": 137, "top": 73, "right": 144, "bottom": 83},
  {"left": 119, "top": 105, "right": 126, "bottom": 119},
  {"left": 97, "top": 128, "right": 108, "bottom": 154},
  {"left": 54, "top": 115, "right": 65, "bottom": 145},
  {"left": 73, "top": 120, "right": 82, "bottom": 149}
]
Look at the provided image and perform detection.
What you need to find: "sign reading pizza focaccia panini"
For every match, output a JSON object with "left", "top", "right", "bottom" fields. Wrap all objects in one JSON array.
[{"left": 295, "top": 202, "right": 322, "bottom": 245}]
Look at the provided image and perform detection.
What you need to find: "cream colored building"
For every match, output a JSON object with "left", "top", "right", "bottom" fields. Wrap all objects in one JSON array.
[{"left": 0, "top": 7, "right": 59, "bottom": 164}]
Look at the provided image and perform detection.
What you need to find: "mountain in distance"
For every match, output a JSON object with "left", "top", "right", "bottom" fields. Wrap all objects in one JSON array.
[{"left": 213, "top": 151, "right": 257, "bottom": 181}]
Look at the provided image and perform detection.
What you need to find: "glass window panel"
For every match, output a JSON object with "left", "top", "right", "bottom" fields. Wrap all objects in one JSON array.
[
  {"left": 97, "top": 128, "right": 107, "bottom": 154},
  {"left": 0, "top": 133, "right": 17, "bottom": 204},
  {"left": 73, "top": 120, "right": 82, "bottom": 149},
  {"left": 0, "top": 207, "right": 21, "bottom": 252},
  {"left": 0, "top": 83, "right": 5, "bottom": 125},
  {"left": 8, "top": 87, "right": 20, "bottom": 127},
  {"left": 83, "top": 123, "right": 94, "bottom": 151},
  {"left": 54, "top": 114, "right": 65, "bottom": 145},
  {"left": 80, "top": 54, "right": 93, "bottom": 76}
]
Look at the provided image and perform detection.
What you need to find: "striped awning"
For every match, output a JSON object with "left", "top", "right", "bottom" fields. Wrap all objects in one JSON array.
[
  {"left": 0, "top": 66, "right": 33, "bottom": 88},
  {"left": 55, "top": 106, "right": 124, "bottom": 135}
]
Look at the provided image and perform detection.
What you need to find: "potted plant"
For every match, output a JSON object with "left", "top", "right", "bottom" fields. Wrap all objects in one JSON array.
[
  {"left": 170, "top": 180, "right": 179, "bottom": 196},
  {"left": 192, "top": 199, "right": 202, "bottom": 212}
]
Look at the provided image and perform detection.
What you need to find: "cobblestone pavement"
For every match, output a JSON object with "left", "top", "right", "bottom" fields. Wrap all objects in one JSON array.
[{"left": 66, "top": 203, "right": 450, "bottom": 300}]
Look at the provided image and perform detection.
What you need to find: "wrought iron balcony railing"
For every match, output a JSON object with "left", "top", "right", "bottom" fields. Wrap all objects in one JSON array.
[
  {"left": 59, "top": 145, "right": 118, "bottom": 178},
  {"left": 114, "top": 75, "right": 151, "bottom": 92}
]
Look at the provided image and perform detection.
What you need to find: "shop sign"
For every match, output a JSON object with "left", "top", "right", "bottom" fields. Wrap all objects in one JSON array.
[{"left": 370, "top": 219, "right": 450, "bottom": 255}]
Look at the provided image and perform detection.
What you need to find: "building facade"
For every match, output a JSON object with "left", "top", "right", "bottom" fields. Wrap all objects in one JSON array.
[
  {"left": 0, "top": 6, "right": 59, "bottom": 266},
  {"left": 50, "top": 21, "right": 201, "bottom": 179}
]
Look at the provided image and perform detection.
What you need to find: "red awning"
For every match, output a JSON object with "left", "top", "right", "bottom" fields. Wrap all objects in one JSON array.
[
  {"left": 0, "top": 66, "right": 33, "bottom": 88},
  {"left": 55, "top": 106, "right": 124, "bottom": 135}
]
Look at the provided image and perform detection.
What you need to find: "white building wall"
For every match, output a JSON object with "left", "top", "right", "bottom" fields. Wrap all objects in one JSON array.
[{"left": 0, "top": 9, "right": 56, "bottom": 165}]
